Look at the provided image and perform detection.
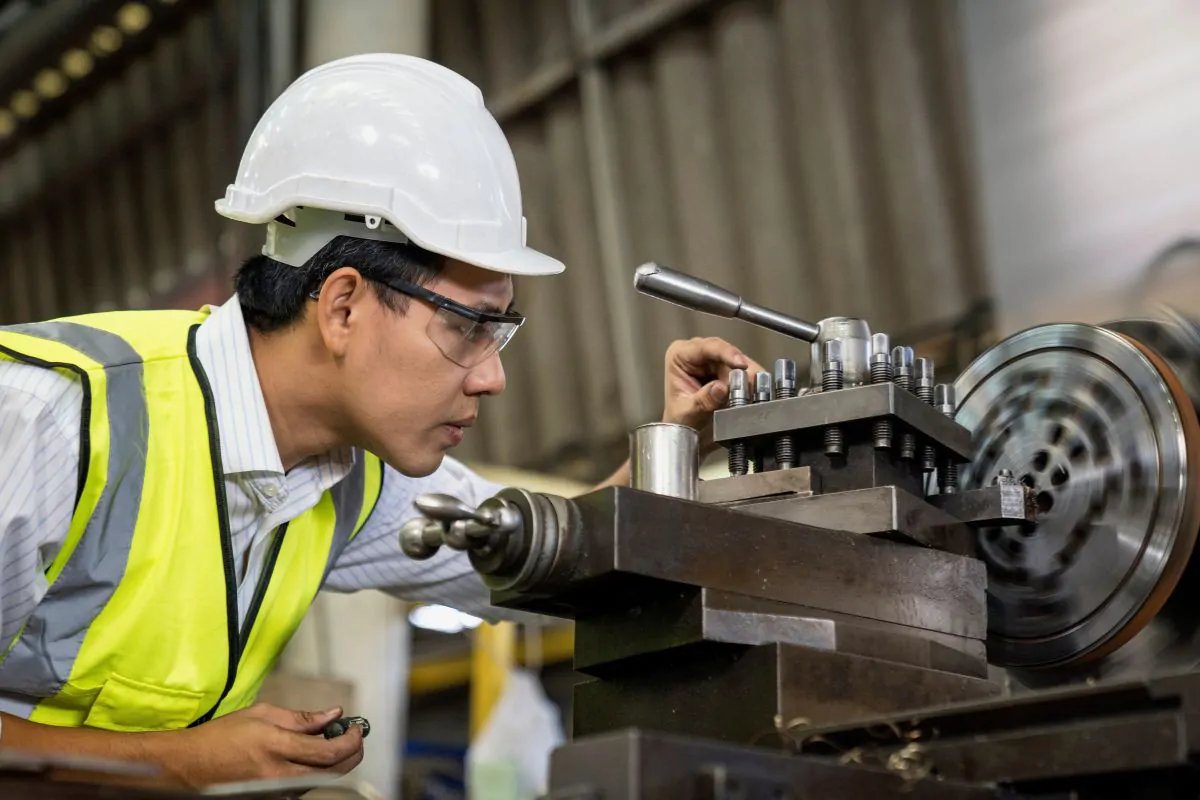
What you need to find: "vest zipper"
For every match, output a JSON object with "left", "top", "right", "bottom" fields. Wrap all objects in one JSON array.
[
  {"left": 187, "top": 327, "right": 245, "bottom": 728},
  {"left": 239, "top": 524, "right": 288, "bottom": 652}
]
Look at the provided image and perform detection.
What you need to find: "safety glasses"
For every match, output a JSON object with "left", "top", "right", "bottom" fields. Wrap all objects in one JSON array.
[{"left": 377, "top": 277, "right": 525, "bottom": 368}]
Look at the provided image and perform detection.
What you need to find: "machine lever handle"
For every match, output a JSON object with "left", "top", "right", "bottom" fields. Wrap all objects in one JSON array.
[
  {"left": 633, "top": 262, "right": 821, "bottom": 343},
  {"left": 414, "top": 493, "right": 495, "bottom": 525}
]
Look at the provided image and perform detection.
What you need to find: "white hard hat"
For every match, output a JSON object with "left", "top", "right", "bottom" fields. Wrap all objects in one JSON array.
[{"left": 215, "top": 53, "right": 564, "bottom": 276}]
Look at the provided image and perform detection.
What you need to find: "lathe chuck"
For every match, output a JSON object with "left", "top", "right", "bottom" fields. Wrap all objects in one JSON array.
[{"left": 955, "top": 314, "right": 1200, "bottom": 685}]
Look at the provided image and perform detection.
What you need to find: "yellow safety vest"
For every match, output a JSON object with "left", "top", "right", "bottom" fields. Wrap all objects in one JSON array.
[{"left": 0, "top": 308, "right": 384, "bottom": 731}]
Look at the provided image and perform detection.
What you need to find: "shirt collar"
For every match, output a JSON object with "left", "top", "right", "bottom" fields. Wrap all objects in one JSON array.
[{"left": 194, "top": 294, "right": 354, "bottom": 479}]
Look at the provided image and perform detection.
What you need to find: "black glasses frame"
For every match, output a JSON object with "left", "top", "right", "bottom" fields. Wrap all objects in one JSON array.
[
  {"left": 378, "top": 277, "right": 525, "bottom": 327},
  {"left": 308, "top": 278, "right": 525, "bottom": 327}
]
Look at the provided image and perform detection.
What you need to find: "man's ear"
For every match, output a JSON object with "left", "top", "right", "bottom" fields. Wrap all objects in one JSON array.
[{"left": 313, "top": 267, "right": 368, "bottom": 358}]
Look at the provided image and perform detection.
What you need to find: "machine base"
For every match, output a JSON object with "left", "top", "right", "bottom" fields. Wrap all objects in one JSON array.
[
  {"left": 553, "top": 667, "right": 1200, "bottom": 798},
  {"left": 573, "top": 642, "right": 1000, "bottom": 744},
  {"left": 545, "top": 728, "right": 992, "bottom": 800}
]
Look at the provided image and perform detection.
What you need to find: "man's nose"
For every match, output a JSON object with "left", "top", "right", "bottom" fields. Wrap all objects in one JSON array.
[{"left": 464, "top": 351, "right": 506, "bottom": 396}]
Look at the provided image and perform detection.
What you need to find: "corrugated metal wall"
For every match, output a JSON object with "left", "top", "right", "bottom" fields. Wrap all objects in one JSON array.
[
  {"left": 435, "top": 0, "right": 990, "bottom": 478},
  {"left": 0, "top": 0, "right": 990, "bottom": 483},
  {"left": 0, "top": 0, "right": 253, "bottom": 322}
]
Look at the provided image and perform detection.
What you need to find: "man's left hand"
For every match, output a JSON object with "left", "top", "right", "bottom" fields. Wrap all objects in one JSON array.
[{"left": 661, "top": 337, "right": 766, "bottom": 455}]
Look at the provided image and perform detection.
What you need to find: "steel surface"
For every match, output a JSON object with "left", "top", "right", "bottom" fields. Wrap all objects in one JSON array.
[
  {"left": 492, "top": 488, "right": 989, "bottom": 639},
  {"left": 737, "top": 485, "right": 976, "bottom": 556},
  {"left": 697, "top": 467, "right": 815, "bottom": 505},
  {"left": 929, "top": 483, "right": 1036, "bottom": 526},
  {"left": 545, "top": 728, "right": 995, "bottom": 800},
  {"left": 713, "top": 382, "right": 973, "bottom": 458},
  {"left": 572, "top": 644, "right": 1000, "bottom": 743},
  {"left": 572, "top": 588, "right": 988, "bottom": 678}
]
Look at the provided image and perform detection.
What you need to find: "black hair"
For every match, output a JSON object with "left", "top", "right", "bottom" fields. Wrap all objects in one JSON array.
[{"left": 234, "top": 235, "right": 446, "bottom": 333}]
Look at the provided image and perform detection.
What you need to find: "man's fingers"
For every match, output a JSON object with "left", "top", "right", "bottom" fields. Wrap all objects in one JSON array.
[
  {"left": 275, "top": 725, "right": 364, "bottom": 768},
  {"left": 672, "top": 337, "right": 749, "bottom": 371},
  {"left": 329, "top": 742, "right": 367, "bottom": 775},
  {"left": 260, "top": 705, "right": 342, "bottom": 734},
  {"left": 741, "top": 356, "right": 768, "bottom": 379},
  {"left": 690, "top": 381, "right": 727, "bottom": 415}
]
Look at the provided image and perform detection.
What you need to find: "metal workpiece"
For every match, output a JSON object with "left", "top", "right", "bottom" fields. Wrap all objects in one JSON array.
[
  {"left": 711, "top": 381, "right": 974, "bottom": 461},
  {"left": 820, "top": 339, "right": 845, "bottom": 457},
  {"left": 916, "top": 357, "right": 937, "bottom": 473},
  {"left": 572, "top": 643, "right": 999, "bottom": 747},
  {"left": 697, "top": 467, "right": 815, "bottom": 506},
  {"left": 870, "top": 333, "right": 894, "bottom": 450},
  {"left": 632, "top": 262, "right": 820, "bottom": 341},
  {"left": 753, "top": 370, "right": 773, "bottom": 472},
  {"left": 954, "top": 321, "right": 1200, "bottom": 675},
  {"left": 725, "top": 369, "right": 750, "bottom": 476},
  {"left": 545, "top": 729, "right": 995, "bottom": 800},
  {"left": 630, "top": 422, "right": 699, "bottom": 500},
  {"left": 490, "top": 487, "right": 987, "bottom": 639},
  {"left": 738, "top": 485, "right": 976, "bottom": 557},
  {"left": 935, "top": 383, "right": 959, "bottom": 493},
  {"left": 772, "top": 358, "right": 798, "bottom": 469},
  {"left": 809, "top": 316, "right": 871, "bottom": 389}
]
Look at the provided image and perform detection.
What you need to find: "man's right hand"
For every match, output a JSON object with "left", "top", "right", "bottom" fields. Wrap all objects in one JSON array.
[
  {"left": 162, "top": 703, "right": 365, "bottom": 787},
  {"left": 0, "top": 703, "right": 365, "bottom": 789}
]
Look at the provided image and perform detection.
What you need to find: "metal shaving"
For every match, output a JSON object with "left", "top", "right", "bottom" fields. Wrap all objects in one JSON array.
[{"left": 886, "top": 742, "right": 934, "bottom": 789}]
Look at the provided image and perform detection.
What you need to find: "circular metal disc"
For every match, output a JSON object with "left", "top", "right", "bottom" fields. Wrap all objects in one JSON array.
[{"left": 954, "top": 323, "right": 1200, "bottom": 677}]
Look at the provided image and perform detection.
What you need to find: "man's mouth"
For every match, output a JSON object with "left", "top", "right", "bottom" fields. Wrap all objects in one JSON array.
[{"left": 441, "top": 417, "right": 475, "bottom": 445}]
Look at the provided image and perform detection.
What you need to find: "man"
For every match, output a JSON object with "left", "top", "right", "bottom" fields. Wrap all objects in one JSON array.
[{"left": 0, "top": 55, "right": 760, "bottom": 786}]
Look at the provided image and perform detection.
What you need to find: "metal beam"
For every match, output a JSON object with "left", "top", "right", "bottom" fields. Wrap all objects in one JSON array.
[
  {"left": 570, "top": 0, "right": 654, "bottom": 425},
  {"left": 489, "top": 0, "right": 724, "bottom": 123}
]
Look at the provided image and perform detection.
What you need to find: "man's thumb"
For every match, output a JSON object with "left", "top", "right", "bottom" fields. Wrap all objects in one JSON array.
[
  {"left": 286, "top": 706, "right": 342, "bottom": 734},
  {"left": 696, "top": 381, "right": 727, "bottom": 412}
]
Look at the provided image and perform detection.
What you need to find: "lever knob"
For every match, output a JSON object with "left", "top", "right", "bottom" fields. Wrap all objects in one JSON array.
[
  {"left": 399, "top": 518, "right": 443, "bottom": 560},
  {"left": 414, "top": 493, "right": 493, "bottom": 525}
]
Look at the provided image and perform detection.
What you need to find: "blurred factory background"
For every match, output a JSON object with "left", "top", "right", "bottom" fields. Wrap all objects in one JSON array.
[{"left": 1, "top": 0, "right": 1199, "bottom": 797}]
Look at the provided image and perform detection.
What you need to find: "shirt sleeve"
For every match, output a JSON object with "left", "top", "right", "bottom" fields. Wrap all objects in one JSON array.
[
  {"left": 322, "top": 455, "right": 514, "bottom": 619},
  {"left": 0, "top": 362, "right": 82, "bottom": 645}
]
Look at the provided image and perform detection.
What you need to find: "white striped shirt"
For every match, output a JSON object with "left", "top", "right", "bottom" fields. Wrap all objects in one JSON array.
[{"left": 0, "top": 295, "right": 507, "bottom": 650}]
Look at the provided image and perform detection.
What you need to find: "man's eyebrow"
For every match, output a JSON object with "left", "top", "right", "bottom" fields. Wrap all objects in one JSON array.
[
  {"left": 471, "top": 300, "right": 519, "bottom": 315},
  {"left": 472, "top": 283, "right": 518, "bottom": 315}
]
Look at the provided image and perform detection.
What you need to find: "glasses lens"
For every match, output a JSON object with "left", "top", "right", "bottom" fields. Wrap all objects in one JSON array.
[{"left": 427, "top": 307, "right": 519, "bottom": 367}]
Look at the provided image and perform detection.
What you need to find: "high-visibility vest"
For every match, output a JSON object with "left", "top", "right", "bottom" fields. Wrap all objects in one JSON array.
[{"left": 0, "top": 308, "right": 384, "bottom": 731}]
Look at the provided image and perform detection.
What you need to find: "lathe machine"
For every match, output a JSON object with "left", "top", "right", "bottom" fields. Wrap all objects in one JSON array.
[{"left": 401, "top": 264, "right": 1200, "bottom": 799}]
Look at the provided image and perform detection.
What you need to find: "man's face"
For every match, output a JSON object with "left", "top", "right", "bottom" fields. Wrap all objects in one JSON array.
[{"left": 330, "top": 259, "right": 514, "bottom": 476}]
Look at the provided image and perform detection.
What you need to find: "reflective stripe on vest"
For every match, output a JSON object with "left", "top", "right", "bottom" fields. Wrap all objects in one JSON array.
[
  {"left": 0, "top": 310, "right": 384, "bottom": 730},
  {"left": 0, "top": 322, "right": 147, "bottom": 696}
]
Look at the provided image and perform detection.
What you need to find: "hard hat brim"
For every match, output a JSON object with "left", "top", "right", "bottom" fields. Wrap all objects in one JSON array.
[{"left": 446, "top": 244, "right": 565, "bottom": 277}]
